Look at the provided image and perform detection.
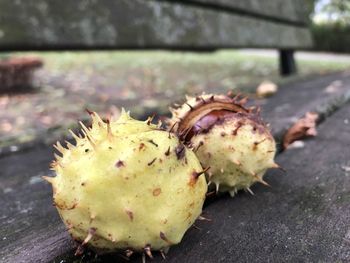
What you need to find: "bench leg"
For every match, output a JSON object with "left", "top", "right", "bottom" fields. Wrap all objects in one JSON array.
[{"left": 279, "top": 49, "right": 297, "bottom": 76}]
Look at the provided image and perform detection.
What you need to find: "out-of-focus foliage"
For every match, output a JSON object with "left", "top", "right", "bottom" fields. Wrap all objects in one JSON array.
[
  {"left": 311, "top": 22, "right": 350, "bottom": 53},
  {"left": 308, "top": 0, "right": 350, "bottom": 24},
  {"left": 307, "top": 0, "right": 350, "bottom": 53},
  {"left": 305, "top": 0, "right": 317, "bottom": 17},
  {"left": 321, "top": 0, "right": 350, "bottom": 24}
]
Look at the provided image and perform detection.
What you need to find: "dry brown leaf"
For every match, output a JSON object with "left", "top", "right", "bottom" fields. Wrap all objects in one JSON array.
[
  {"left": 0, "top": 121, "right": 13, "bottom": 132},
  {"left": 40, "top": 115, "right": 53, "bottom": 126},
  {"left": 283, "top": 112, "right": 319, "bottom": 149},
  {"left": 256, "top": 80, "right": 278, "bottom": 98},
  {"left": 323, "top": 80, "right": 342, "bottom": 94}
]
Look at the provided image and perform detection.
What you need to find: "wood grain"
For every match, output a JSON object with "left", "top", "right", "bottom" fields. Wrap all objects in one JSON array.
[{"left": 0, "top": 0, "right": 311, "bottom": 51}]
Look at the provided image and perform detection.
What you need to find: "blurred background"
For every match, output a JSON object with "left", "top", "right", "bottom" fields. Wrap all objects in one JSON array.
[{"left": 0, "top": 0, "right": 349, "bottom": 150}]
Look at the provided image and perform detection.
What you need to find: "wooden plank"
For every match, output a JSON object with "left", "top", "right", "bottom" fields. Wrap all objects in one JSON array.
[
  {"left": 179, "top": 0, "right": 309, "bottom": 24},
  {"left": 2, "top": 72, "right": 350, "bottom": 262},
  {"left": 0, "top": 0, "right": 312, "bottom": 51}
]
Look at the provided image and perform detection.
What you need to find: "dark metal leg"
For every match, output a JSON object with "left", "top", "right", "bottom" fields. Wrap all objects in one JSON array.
[{"left": 279, "top": 49, "right": 297, "bottom": 76}]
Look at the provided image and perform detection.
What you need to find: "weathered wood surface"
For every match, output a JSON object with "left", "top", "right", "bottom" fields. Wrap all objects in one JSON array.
[
  {"left": 180, "top": 0, "right": 309, "bottom": 24},
  {"left": 1, "top": 72, "right": 350, "bottom": 262},
  {"left": 0, "top": 0, "right": 312, "bottom": 51},
  {"left": 149, "top": 98, "right": 350, "bottom": 262},
  {"left": 0, "top": 148, "right": 74, "bottom": 263}
]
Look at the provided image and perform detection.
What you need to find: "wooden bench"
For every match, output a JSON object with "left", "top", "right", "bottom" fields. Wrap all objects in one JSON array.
[
  {"left": 6, "top": 2, "right": 348, "bottom": 262},
  {"left": 1, "top": 72, "right": 350, "bottom": 262},
  {"left": 0, "top": 56, "right": 43, "bottom": 91},
  {"left": 0, "top": 0, "right": 312, "bottom": 75}
]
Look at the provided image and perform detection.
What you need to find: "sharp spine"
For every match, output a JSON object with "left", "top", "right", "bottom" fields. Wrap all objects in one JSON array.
[
  {"left": 216, "top": 183, "right": 220, "bottom": 193},
  {"left": 125, "top": 249, "right": 134, "bottom": 258},
  {"left": 69, "top": 130, "right": 81, "bottom": 142},
  {"left": 106, "top": 118, "right": 113, "bottom": 140},
  {"left": 144, "top": 245, "right": 153, "bottom": 259},
  {"left": 79, "top": 121, "right": 90, "bottom": 135},
  {"left": 233, "top": 160, "right": 241, "bottom": 166},
  {"left": 193, "top": 167, "right": 210, "bottom": 179},
  {"left": 54, "top": 141, "right": 65, "bottom": 153},
  {"left": 198, "top": 215, "right": 212, "bottom": 221},
  {"left": 42, "top": 176, "right": 54, "bottom": 184},
  {"left": 271, "top": 163, "right": 286, "bottom": 172},
  {"left": 246, "top": 187, "right": 254, "bottom": 195},
  {"left": 185, "top": 103, "right": 193, "bottom": 110},
  {"left": 146, "top": 114, "right": 155, "bottom": 125},
  {"left": 75, "top": 228, "right": 96, "bottom": 256},
  {"left": 160, "top": 250, "right": 166, "bottom": 259}
]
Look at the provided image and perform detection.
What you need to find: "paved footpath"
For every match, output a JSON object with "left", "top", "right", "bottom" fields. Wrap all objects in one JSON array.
[
  {"left": 1, "top": 72, "right": 350, "bottom": 263},
  {"left": 239, "top": 49, "right": 350, "bottom": 63}
]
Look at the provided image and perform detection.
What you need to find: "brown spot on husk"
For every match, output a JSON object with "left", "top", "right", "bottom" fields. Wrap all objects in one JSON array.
[
  {"left": 55, "top": 200, "right": 78, "bottom": 210},
  {"left": 125, "top": 209, "right": 134, "bottom": 221},
  {"left": 116, "top": 160, "right": 125, "bottom": 168},
  {"left": 139, "top": 143, "right": 145, "bottom": 150},
  {"left": 153, "top": 188, "right": 161, "bottom": 196},
  {"left": 186, "top": 212, "right": 192, "bottom": 220}
]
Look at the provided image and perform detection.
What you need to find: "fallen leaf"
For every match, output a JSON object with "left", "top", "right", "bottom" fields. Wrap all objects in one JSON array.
[
  {"left": 256, "top": 80, "right": 278, "bottom": 98},
  {"left": 323, "top": 80, "right": 343, "bottom": 94},
  {"left": 0, "top": 121, "right": 13, "bottom": 132},
  {"left": 98, "top": 93, "right": 109, "bottom": 102},
  {"left": 283, "top": 112, "right": 319, "bottom": 149},
  {"left": 39, "top": 115, "right": 53, "bottom": 126},
  {"left": 0, "top": 96, "right": 9, "bottom": 107}
]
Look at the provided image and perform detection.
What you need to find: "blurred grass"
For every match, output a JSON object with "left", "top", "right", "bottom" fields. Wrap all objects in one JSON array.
[
  {"left": 27, "top": 50, "right": 350, "bottom": 91},
  {"left": 1, "top": 50, "right": 350, "bottom": 148},
  {"left": 24, "top": 50, "right": 350, "bottom": 101}
]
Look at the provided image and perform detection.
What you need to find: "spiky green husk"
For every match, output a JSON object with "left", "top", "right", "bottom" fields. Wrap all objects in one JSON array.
[
  {"left": 168, "top": 94, "right": 278, "bottom": 196},
  {"left": 191, "top": 114, "right": 276, "bottom": 196},
  {"left": 45, "top": 110, "right": 207, "bottom": 254}
]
